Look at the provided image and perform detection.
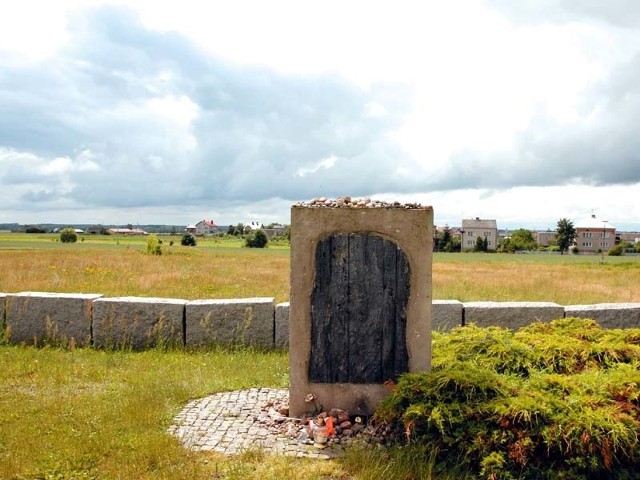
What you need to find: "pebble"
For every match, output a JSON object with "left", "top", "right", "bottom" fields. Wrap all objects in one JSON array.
[
  {"left": 295, "top": 196, "right": 424, "bottom": 210},
  {"left": 168, "top": 388, "right": 394, "bottom": 460}
]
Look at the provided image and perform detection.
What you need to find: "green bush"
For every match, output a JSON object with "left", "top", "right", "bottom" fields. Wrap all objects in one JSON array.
[
  {"left": 245, "top": 229, "right": 268, "bottom": 248},
  {"left": 376, "top": 318, "right": 640, "bottom": 479},
  {"left": 146, "top": 234, "right": 162, "bottom": 255},
  {"left": 608, "top": 244, "right": 625, "bottom": 256},
  {"left": 59, "top": 228, "right": 78, "bottom": 243},
  {"left": 181, "top": 232, "right": 197, "bottom": 247}
]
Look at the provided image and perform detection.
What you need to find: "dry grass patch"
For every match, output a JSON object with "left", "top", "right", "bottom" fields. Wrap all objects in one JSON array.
[
  {"left": 0, "top": 244, "right": 290, "bottom": 302},
  {"left": 1, "top": 235, "right": 640, "bottom": 305},
  {"left": 432, "top": 255, "right": 640, "bottom": 304}
]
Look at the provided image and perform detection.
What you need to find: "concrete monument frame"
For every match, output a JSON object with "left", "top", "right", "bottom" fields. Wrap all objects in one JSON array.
[{"left": 289, "top": 204, "right": 433, "bottom": 417}]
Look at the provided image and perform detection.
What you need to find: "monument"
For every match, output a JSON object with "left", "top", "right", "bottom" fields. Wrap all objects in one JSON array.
[{"left": 289, "top": 197, "right": 433, "bottom": 417}]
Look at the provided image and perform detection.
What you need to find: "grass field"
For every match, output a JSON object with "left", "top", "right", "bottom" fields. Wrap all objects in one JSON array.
[
  {"left": 1, "top": 233, "right": 640, "bottom": 479},
  {"left": 0, "top": 346, "right": 338, "bottom": 480},
  {"left": 1, "top": 232, "right": 639, "bottom": 304}
]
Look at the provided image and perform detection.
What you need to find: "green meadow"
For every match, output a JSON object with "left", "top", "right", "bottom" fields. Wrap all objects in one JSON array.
[{"left": 1, "top": 233, "right": 640, "bottom": 479}]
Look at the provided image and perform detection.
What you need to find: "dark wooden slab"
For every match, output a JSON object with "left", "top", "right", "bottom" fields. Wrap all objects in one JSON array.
[{"left": 309, "top": 234, "right": 410, "bottom": 383}]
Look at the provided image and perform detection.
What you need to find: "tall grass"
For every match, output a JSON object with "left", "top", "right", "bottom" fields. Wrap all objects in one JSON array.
[
  {"left": 1, "top": 234, "right": 639, "bottom": 304},
  {"left": 0, "top": 237, "right": 290, "bottom": 302}
]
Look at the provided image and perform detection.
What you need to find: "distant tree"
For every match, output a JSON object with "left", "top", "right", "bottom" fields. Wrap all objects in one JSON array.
[
  {"left": 59, "top": 228, "right": 77, "bottom": 243},
  {"left": 25, "top": 226, "right": 46, "bottom": 234},
  {"left": 146, "top": 234, "right": 162, "bottom": 255},
  {"left": 227, "top": 223, "right": 245, "bottom": 236},
  {"left": 449, "top": 235, "right": 461, "bottom": 252},
  {"left": 442, "top": 227, "right": 452, "bottom": 249},
  {"left": 608, "top": 244, "right": 625, "bottom": 256},
  {"left": 434, "top": 226, "right": 455, "bottom": 252},
  {"left": 181, "top": 232, "right": 197, "bottom": 247},
  {"left": 500, "top": 228, "right": 537, "bottom": 252},
  {"left": 433, "top": 232, "right": 442, "bottom": 252},
  {"left": 498, "top": 237, "right": 512, "bottom": 253},
  {"left": 556, "top": 218, "right": 577, "bottom": 255},
  {"left": 245, "top": 229, "right": 268, "bottom": 248},
  {"left": 474, "top": 235, "right": 485, "bottom": 252}
]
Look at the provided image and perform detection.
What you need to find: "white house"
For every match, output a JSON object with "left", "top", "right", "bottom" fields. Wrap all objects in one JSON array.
[
  {"left": 243, "top": 221, "right": 263, "bottom": 233},
  {"left": 187, "top": 220, "right": 219, "bottom": 236},
  {"left": 461, "top": 218, "right": 498, "bottom": 251}
]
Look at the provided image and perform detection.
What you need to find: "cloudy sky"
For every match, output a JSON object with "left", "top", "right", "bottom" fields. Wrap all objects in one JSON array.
[{"left": 1, "top": 0, "right": 640, "bottom": 230}]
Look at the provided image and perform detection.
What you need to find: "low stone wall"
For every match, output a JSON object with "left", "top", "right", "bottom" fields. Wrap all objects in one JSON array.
[
  {"left": 0, "top": 292, "right": 639, "bottom": 349},
  {"left": 5, "top": 292, "right": 102, "bottom": 347}
]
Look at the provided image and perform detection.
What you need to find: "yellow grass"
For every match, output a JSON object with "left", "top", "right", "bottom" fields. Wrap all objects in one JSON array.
[
  {"left": 0, "top": 243, "right": 291, "bottom": 302},
  {"left": 1, "top": 234, "right": 639, "bottom": 305}
]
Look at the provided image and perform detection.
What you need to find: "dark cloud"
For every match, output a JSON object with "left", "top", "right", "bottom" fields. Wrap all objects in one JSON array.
[
  {"left": 2, "top": 3, "right": 640, "bottom": 222},
  {"left": 0, "top": 6, "right": 417, "bottom": 211}
]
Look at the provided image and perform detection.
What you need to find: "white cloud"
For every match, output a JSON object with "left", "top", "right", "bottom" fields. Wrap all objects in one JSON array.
[{"left": 296, "top": 156, "right": 338, "bottom": 178}]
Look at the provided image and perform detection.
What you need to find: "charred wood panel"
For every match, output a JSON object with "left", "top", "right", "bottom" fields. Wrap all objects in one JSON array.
[{"left": 309, "top": 234, "right": 410, "bottom": 383}]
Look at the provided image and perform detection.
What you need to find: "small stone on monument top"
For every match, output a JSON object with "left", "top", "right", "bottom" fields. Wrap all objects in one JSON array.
[{"left": 295, "top": 197, "right": 425, "bottom": 209}]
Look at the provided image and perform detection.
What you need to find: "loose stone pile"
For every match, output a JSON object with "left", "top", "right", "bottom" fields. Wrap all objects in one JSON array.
[
  {"left": 168, "top": 388, "right": 396, "bottom": 460},
  {"left": 296, "top": 196, "right": 424, "bottom": 209},
  {"left": 267, "top": 392, "right": 395, "bottom": 450}
]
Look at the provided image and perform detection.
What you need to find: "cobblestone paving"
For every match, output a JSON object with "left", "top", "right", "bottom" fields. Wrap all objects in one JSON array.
[{"left": 168, "top": 388, "right": 344, "bottom": 459}]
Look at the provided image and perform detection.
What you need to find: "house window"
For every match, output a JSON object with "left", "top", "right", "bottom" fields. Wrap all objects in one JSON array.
[
  {"left": 583, "top": 232, "right": 592, "bottom": 238},
  {"left": 468, "top": 231, "right": 474, "bottom": 237},
  {"left": 582, "top": 242, "right": 592, "bottom": 247},
  {"left": 602, "top": 242, "right": 609, "bottom": 248}
]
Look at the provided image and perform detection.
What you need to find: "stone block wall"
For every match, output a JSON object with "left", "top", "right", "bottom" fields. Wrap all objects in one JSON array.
[
  {"left": 93, "top": 297, "right": 187, "bottom": 350},
  {"left": 433, "top": 300, "right": 463, "bottom": 331},
  {"left": 5, "top": 292, "right": 102, "bottom": 347},
  {"left": 463, "top": 301, "right": 565, "bottom": 330},
  {"left": 564, "top": 303, "right": 640, "bottom": 329},
  {"left": 275, "top": 302, "right": 289, "bottom": 349},
  {"left": 0, "top": 292, "right": 639, "bottom": 350},
  {"left": 185, "top": 298, "right": 275, "bottom": 349}
]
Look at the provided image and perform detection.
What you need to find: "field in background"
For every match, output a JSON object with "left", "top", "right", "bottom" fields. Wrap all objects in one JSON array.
[
  {"left": 2, "top": 233, "right": 640, "bottom": 479},
  {"left": 1, "top": 232, "right": 639, "bottom": 304}
]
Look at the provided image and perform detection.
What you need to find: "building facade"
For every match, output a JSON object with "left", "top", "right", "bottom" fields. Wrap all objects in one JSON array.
[
  {"left": 575, "top": 215, "right": 615, "bottom": 253},
  {"left": 533, "top": 230, "right": 556, "bottom": 248},
  {"left": 461, "top": 218, "right": 498, "bottom": 251},
  {"left": 186, "top": 220, "right": 219, "bottom": 236}
]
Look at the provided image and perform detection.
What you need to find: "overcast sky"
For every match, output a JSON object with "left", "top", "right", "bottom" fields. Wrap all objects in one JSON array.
[{"left": 1, "top": 1, "right": 640, "bottom": 230}]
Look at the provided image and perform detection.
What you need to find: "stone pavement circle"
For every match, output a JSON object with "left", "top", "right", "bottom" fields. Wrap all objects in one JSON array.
[{"left": 168, "top": 388, "right": 345, "bottom": 459}]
